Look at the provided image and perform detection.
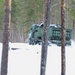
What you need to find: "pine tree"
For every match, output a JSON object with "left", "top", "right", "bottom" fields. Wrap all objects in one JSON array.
[
  {"left": 1, "top": 0, "right": 11, "bottom": 75},
  {"left": 40, "top": 0, "right": 51, "bottom": 75},
  {"left": 61, "top": 0, "right": 66, "bottom": 75}
]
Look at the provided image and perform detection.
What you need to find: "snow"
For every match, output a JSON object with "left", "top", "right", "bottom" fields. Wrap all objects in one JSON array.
[{"left": 0, "top": 41, "right": 75, "bottom": 75}]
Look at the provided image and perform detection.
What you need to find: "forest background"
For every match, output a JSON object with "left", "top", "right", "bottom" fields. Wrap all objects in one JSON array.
[{"left": 0, "top": 0, "right": 75, "bottom": 42}]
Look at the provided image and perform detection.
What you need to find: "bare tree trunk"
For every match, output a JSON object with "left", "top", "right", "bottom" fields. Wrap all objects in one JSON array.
[
  {"left": 61, "top": 0, "right": 66, "bottom": 75},
  {"left": 72, "top": 1, "right": 75, "bottom": 41},
  {"left": 72, "top": 20, "right": 75, "bottom": 41},
  {"left": 1, "top": 0, "right": 11, "bottom": 75},
  {"left": 40, "top": 0, "right": 51, "bottom": 75}
]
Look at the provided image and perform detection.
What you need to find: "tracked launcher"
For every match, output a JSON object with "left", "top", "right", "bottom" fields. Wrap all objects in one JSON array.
[{"left": 28, "top": 23, "right": 72, "bottom": 46}]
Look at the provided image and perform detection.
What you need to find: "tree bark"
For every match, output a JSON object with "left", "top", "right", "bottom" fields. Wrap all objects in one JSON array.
[
  {"left": 72, "top": 1, "right": 75, "bottom": 41},
  {"left": 61, "top": 0, "right": 66, "bottom": 75},
  {"left": 1, "top": 0, "right": 11, "bottom": 75},
  {"left": 40, "top": 0, "right": 51, "bottom": 75},
  {"left": 72, "top": 20, "right": 75, "bottom": 41}
]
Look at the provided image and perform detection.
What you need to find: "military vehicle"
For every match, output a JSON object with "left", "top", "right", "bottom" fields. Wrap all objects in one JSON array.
[{"left": 28, "top": 23, "right": 72, "bottom": 46}]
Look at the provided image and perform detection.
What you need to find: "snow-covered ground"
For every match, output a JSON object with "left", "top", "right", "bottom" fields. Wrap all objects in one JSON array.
[{"left": 0, "top": 41, "right": 75, "bottom": 75}]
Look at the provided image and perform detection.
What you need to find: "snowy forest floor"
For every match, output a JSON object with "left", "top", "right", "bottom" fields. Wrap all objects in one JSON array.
[{"left": 0, "top": 40, "right": 75, "bottom": 75}]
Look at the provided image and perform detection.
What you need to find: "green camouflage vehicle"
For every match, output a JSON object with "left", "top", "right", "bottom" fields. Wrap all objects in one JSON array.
[{"left": 28, "top": 23, "right": 72, "bottom": 46}]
